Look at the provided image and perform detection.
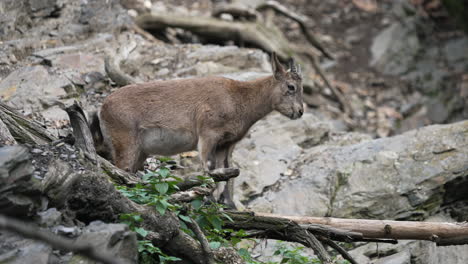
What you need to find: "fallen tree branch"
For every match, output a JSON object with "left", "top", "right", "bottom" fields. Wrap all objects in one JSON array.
[
  {"left": 169, "top": 187, "right": 211, "bottom": 203},
  {"left": 256, "top": 0, "right": 333, "bottom": 60},
  {"left": 136, "top": 13, "right": 295, "bottom": 61},
  {"left": 65, "top": 102, "right": 97, "bottom": 160},
  {"left": 223, "top": 211, "right": 332, "bottom": 263},
  {"left": 0, "top": 214, "right": 127, "bottom": 264},
  {"left": 186, "top": 217, "right": 216, "bottom": 264},
  {"left": 177, "top": 168, "right": 240, "bottom": 191},
  {"left": 0, "top": 102, "right": 56, "bottom": 145},
  {"left": 104, "top": 56, "right": 137, "bottom": 87},
  {"left": 320, "top": 239, "right": 358, "bottom": 264},
  {"left": 255, "top": 212, "right": 468, "bottom": 245}
]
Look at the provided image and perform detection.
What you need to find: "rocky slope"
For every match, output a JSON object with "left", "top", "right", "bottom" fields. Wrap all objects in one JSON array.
[{"left": 1, "top": 0, "right": 468, "bottom": 263}]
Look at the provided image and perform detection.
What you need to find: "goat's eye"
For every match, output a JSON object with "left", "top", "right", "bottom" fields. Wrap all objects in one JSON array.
[{"left": 287, "top": 84, "right": 296, "bottom": 92}]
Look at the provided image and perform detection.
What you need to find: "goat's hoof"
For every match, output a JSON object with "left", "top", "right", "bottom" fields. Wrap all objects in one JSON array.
[{"left": 208, "top": 167, "right": 240, "bottom": 177}]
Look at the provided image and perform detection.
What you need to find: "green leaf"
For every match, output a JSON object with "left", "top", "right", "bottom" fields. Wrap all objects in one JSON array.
[
  {"left": 158, "top": 157, "right": 173, "bottom": 162},
  {"left": 207, "top": 215, "right": 223, "bottom": 230},
  {"left": 178, "top": 214, "right": 192, "bottom": 223},
  {"left": 191, "top": 199, "right": 203, "bottom": 210},
  {"left": 209, "top": 241, "right": 221, "bottom": 249},
  {"left": 155, "top": 201, "right": 167, "bottom": 215},
  {"left": 132, "top": 214, "right": 143, "bottom": 222},
  {"left": 155, "top": 182, "right": 169, "bottom": 195},
  {"left": 222, "top": 212, "right": 234, "bottom": 222},
  {"left": 134, "top": 227, "right": 148, "bottom": 237},
  {"left": 158, "top": 167, "right": 170, "bottom": 178}
]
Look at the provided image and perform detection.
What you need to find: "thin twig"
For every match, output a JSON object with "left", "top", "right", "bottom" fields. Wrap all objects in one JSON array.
[
  {"left": 308, "top": 54, "right": 353, "bottom": 117},
  {"left": 256, "top": 0, "right": 333, "bottom": 60},
  {"left": 0, "top": 214, "right": 127, "bottom": 264},
  {"left": 321, "top": 238, "right": 358, "bottom": 264},
  {"left": 185, "top": 217, "right": 216, "bottom": 264},
  {"left": 176, "top": 168, "right": 240, "bottom": 191}
]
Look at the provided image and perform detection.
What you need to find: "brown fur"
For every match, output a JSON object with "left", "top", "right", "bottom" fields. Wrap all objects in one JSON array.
[{"left": 94, "top": 53, "right": 303, "bottom": 207}]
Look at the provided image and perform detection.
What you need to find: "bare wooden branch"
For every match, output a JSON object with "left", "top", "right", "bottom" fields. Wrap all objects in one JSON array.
[
  {"left": 320, "top": 239, "right": 358, "bottom": 264},
  {"left": 186, "top": 217, "right": 216, "bottom": 264},
  {"left": 64, "top": 102, "right": 97, "bottom": 159},
  {"left": 0, "top": 102, "right": 56, "bottom": 145},
  {"left": 223, "top": 211, "right": 332, "bottom": 263},
  {"left": 0, "top": 214, "right": 128, "bottom": 264},
  {"left": 135, "top": 13, "right": 295, "bottom": 61},
  {"left": 212, "top": 3, "right": 259, "bottom": 21},
  {"left": 0, "top": 117, "right": 16, "bottom": 146},
  {"left": 177, "top": 168, "right": 240, "bottom": 191},
  {"left": 169, "top": 187, "right": 211, "bottom": 203},
  {"left": 255, "top": 212, "right": 468, "bottom": 245},
  {"left": 104, "top": 56, "right": 137, "bottom": 87},
  {"left": 307, "top": 54, "right": 353, "bottom": 116},
  {"left": 256, "top": 0, "right": 333, "bottom": 60}
]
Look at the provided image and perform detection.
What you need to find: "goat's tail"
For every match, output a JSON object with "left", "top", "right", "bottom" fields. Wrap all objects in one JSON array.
[{"left": 89, "top": 111, "right": 112, "bottom": 160}]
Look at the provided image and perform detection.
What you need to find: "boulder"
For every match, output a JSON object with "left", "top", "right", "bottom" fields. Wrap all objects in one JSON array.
[{"left": 245, "top": 120, "right": 468, "bottom": 220}]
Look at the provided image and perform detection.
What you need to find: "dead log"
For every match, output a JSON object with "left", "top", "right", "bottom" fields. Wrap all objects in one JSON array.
[
  {"left": 253, "top": 212, "right": 468, "bottom": 246},
  {"left": 256, "top": 0, "right": 333, "bottom": 60},
  {"left": 135, "top": 13, "right": 295, "bottom": 62},
  {"left": 0, "top": 117, "right": 16, "bottom": 146},
  {"left": 0, "top": 102, "right": 56, "bottom": 145},
  {"left": 64, "top": 102, "right": 97, "bottom": 159}
]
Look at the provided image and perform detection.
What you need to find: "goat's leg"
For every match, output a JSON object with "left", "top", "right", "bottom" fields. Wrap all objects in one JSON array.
[
  {"left": 213, "top": 144, "right": 237, "bottom": 209},
  {"left": 220, "top": 144, "right": 237, "bottom": 209},
  {"left": 197, "top": 136, "right": 217, "bottom": 171},
  {"left": 111, "top": 130, "right": 146, "bottom": 173}
]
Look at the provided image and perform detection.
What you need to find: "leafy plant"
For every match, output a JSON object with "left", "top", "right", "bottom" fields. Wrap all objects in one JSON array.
[{"left": 117, "top": 159, "right": 349, "bottom": 264}]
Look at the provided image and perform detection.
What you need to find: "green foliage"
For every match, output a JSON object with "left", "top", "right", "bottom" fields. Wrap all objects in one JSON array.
[
  {"left": 267, "top": 243, "right": 321, "bottom": 264},
  {"left": 119, "top": 212, "right": 181, "bottom": 263},
  {"left": 117, "top": 158, "right": 349, "bottom": 264},
  {"left": 116, "top": 165, "right": 183, "bottom": 215}
]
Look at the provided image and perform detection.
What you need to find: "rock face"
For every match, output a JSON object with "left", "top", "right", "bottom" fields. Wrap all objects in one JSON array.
[
  {"left": 0, "top": 145, "right": 138, "bottom": 264},
  {"left": 369, "top": 0, "right": 468, "bottom": 129},
  {"left": 243, "top": 120, "right": 468, "bottom": 220}
]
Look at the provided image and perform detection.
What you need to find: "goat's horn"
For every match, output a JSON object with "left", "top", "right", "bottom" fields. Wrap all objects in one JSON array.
[{"left": 288, "top": 58, "right": 296, "bottom": 73}]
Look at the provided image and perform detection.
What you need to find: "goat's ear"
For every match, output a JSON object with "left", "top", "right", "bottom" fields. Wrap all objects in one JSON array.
[{"left": 271, "top": 52, "right": 285, "bottom": 80}]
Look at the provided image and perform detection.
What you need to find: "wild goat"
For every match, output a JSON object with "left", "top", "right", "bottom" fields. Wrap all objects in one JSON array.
[{"left": 91, "top": 53, "right": 304, "bottom": 207}]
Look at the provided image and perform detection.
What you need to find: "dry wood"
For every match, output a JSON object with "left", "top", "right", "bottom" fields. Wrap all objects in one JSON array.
[
  {"left": 104, "top": 56, "right": 137, "bottom": 86},
  {"left": 186, "top": 217, "right": 216, "bottom": 264},
  {"left": 256, "top": 212, "right": 468, "bottom": 245},
  {"left": 256, "top": 0, "right": 333, "bottom": 60},
  {"left": 0, "top": 102, "right": 56, "bottom": 145},
  {"left": 136, "top": 13, "right": 295, "bottom": 62},
  {"left": 0, "top": 214, "right": 128, "bottom": 264},
  {"left": 65, "top": 102, "right": 97, "bottom": 159}
]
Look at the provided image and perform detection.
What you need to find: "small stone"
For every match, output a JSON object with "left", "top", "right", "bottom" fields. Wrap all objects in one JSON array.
[{"left": 31, "top": 148, "right": 43, "bottom": 154}]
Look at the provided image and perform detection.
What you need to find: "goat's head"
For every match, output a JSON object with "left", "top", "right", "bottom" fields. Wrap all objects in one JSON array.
[{"left": 270, "top": 53, "right": 304, "bottom": 120}]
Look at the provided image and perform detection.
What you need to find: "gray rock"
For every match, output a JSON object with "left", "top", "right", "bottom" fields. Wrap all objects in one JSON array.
[
  {"left": 0, "top": 66, "right": 69, "bottom": 114},
  {"left": 375, "top": 251, "right": 411, "bottom": 264},
  {"left": 232, "top": 112, "right": 371, "bottom": 207},
  {"left": 244, "top": 121, "right": 468, "bottom": 219},
  {"left": 370, "top": 19, "right": 420, "bottom": 75},
  {"left": 0, "top": 146, "right": 41, "bottom": 217},
  {"left": 71, "top": 221, "right": 138, "bottom": 264},
  {"left": 0, "top": 234, "right": 53, "bottom": 264},
  {"left": 37, "top": 208, "right": 62, "bottom": 227}
]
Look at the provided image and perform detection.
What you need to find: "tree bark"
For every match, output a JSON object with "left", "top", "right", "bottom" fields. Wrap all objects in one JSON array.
[{"left": 254, "top": 212, "right": 468, "bottom": 245}]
